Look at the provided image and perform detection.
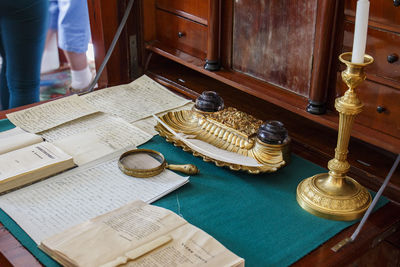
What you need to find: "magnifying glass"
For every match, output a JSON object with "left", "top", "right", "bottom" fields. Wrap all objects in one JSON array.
[{"left": 118, "top": 149, "right": 199, "bottom": 178}]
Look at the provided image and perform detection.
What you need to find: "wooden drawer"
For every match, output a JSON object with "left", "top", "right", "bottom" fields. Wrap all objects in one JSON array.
[
  {"left": 337, "top": 78, "right": 400, "bottom": 138},
  {"left": 155, "top": 9, "right": 207, "bottom": 59},
  {"left": 156, "top": 0, "right": 208, "bottom": 24},
  {"left": 343, "top": 22, "right": 400, "bottom": 87},
  {"left": 345, "top": 0, "right": 400, "bottom": 31}
]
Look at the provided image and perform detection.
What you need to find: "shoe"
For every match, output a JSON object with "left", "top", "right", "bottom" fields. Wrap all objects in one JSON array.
[
  {"left": 66, "top": 71, "right": 95, "bottom": 96},
  {"left": 66, "top": 86, "right": 91, "bottom": 96}
]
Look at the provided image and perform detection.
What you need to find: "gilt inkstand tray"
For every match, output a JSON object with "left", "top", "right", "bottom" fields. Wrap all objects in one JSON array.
[{"left": 154, "top": 91, "right": 291, "bottom": 174}]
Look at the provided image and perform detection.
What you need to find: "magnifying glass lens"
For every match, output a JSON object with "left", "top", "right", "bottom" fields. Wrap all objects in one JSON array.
[{"left": 120, "top": 152, "right": 163, "bottom": 170}]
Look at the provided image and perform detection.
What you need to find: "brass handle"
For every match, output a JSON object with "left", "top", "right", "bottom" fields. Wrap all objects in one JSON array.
[
  {"left": 166, "top": 164, "right": 199, "bottom": 175},
  {"left": 178, "top": 32, "right": 185, "bottom": 38},
  {"left": 394, "top": 0, "right": 400, "bottom": 7},
  {"left": 376, "top": 106, "right": 386, "bottom": 113},
  {"left": 387, "top": 53, "right": 399, "bottom": 63}
]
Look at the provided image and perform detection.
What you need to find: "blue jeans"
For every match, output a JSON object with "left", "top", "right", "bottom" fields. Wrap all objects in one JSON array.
[
  {"left": 48, "top": 0, "right": 91, "bottom": 53},
  {"left": 0, "top": 0, "right": 48, "bottom": 110}
]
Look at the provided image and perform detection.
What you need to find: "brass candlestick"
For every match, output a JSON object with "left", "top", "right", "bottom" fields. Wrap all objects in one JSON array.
[{"left": 296, "top": 52, "right": 373, "bottom": 221}]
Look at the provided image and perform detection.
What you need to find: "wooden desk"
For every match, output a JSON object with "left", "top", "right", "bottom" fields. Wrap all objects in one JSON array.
[{"left": 0, "top": 78, "right": 399, "bottom": 266}]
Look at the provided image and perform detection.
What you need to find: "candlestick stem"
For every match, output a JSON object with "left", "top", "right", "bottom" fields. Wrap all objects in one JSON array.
[{"left": 296, "top": 52, "right": 373, "bottom": 221}]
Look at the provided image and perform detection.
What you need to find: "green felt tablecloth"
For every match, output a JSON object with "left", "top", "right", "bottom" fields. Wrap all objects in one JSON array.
[{"left": 0, "top": 119, "right": 387, "bottom": 267}]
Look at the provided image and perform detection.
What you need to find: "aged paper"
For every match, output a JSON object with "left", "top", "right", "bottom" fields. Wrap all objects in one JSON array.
[
  {"left": 39, "top": 113, "right": 115, "bottom": 142},
  {"left": 38, "top": 113, "right": 153, "bottom": 165},
  {"left": 0, "top": 127, "right": 43, "bottom": 154},
  {"left": 81, "top": 75, "right": 191, "bottom": 123},
  {"left": 6, "top": 95, "right": 99, "bottom": 133},
  {"left": 40, "top": 200, "right": 244, "bottom": 267},
  {"left": 125, "top": 223, "right": 244, "bottom": 267},
  {"left": 0, "top": 150, "right": 189, "bottom": 244},
  {"left": 40, "top": 200, "right": 187, "bottom": 267},
  {"left": 52, "top": 117, "right": 153, "bottom": 165},
  {"left": 132, "top": 102, "right": 194, "bottom": 136}
]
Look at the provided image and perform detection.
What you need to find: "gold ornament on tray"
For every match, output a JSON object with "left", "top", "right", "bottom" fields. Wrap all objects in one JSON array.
[
  {"left": 154, "top": 91, "right": 291, "bottom": 174},
  {"left": 296, "top": 52, "right": 373, "bottom": 221}
]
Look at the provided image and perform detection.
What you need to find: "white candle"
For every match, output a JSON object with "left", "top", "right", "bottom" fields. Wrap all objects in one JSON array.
[{"left": 351, "top": 0, "right": 370, "bottom": 63}]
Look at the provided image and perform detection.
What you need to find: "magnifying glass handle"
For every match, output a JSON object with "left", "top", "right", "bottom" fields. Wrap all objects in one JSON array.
[{"left": 166, "top": 164, "right": 199, "bottom": 175}]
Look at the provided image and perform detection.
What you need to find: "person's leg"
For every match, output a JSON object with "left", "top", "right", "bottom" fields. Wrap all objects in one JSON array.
[
  {"left": 0, "top": 24, "right": 10, "bottom": 110},
  {"left": 44, "top": 0, "right": 59, "bottom": 51},
  {"left": 63, "top": 50, "right": 88, "bottom": 71},
  {"left": 58, "top": 0, "right": 92, "bottom": 91},
  {"left": 1, "top": 0, "right": 48, "bottom": 109}
]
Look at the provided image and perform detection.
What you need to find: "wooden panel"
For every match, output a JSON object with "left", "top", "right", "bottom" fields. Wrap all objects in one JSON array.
[
  {"left": 87, "top": 0, "right": 108, "bottom": 89},
  {"left": 293, "top": 203, "right": 400, "bottom": 266},
  {"left": 346, "top": 241, "right": 400, "bottom": 267},
  {"left": 337, "top": 77, "right": 400, "bottom": 139},
  {"left": 231, "top": 0, "right": 318, "bottom": 96},
  {"left": 308, "top": 0, "right": 340, "bottom": 105},
  {"left": 220, "top": 0, "right": 233, "bottom": 68},
  {"left": 345, "top": 0, "right": 400, "bottom": 32},
  {"left": 155, "top": 9, "right": 207, "bottom": 59},
  {"left": 156, "top": 0, "right": 208, "bottom": 25},
  {"left": 94, "top": 0, "right": 130, "bottom": 87},
  {"left": 343, "top": 22, "right": 400, "bottom": 87},
  {"left": 142, "top": 0, "right": 156, "bottom": 42},
  {"left": 206, "top": 0, "right": 219, "bottom": 63}
]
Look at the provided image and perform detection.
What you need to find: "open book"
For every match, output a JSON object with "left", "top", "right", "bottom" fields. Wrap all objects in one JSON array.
[
  {"left": 0, "top": 141, "right": 74, "bottom": 194},
  {"left": 39, "top": 200, "right": 244, "bottom": 267},
  {"left": 0, "top": 126, "right": 43, "bottom": 155}
]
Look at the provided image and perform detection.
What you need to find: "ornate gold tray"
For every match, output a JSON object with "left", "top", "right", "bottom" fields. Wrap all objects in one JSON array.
[{"left": 155, "top": 95, "right": 291, "bottom": 174}]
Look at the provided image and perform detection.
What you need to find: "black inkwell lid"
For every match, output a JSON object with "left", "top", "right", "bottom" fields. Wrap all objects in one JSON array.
[
  {"left": 257, "top": 121, "right": 288, "bottom": 145},
  {"left": 195, "top": 91, "right": 224, "bottom": 112}
]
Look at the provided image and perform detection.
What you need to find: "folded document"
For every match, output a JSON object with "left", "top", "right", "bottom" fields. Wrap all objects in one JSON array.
[{"left": 40, "top": 200, "right": 244, "bottom": 267}]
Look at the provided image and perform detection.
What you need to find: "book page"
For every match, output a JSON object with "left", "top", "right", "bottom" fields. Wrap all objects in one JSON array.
[
  {"left": 40, "top": 201, "right": 243, "bottom": 267},
  {"left": 0, "top": 142, "right": 72, "bottom": 181},
  {"left": 41, "top": 200, "right": 188, "bottom": 267},
  {"left": 6, "top": 95, "right": 99, "bottom": 133},
  {"left": 52, "top": 117, "right": 153, "bottom": 165},
  {"left": 0, "top": 127, "right": 43, "bottom": 154},
  {"left": 0, "top": 150, "right": 189, "bottom": 244},
  {"left": 81, "top": 75, "right": 191, "bottom": 123}
]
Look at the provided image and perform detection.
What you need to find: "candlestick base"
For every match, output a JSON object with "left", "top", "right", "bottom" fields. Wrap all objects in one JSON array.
[{"left": 297, "top": 173, "right": 371, "bottom": 221}]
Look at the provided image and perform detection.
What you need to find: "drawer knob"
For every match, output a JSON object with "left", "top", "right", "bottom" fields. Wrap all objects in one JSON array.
[
  {"left": 376, "top": 106, "right": 386, "bottom": 113},
  {"left": 387, "top": 53, "right": 399, "bottom": 63},
  {"left": 394, "top": 0, "right": 400, "bottom": 7},
  {"left": 178, "top": 32, "right": 185, "bottom": 38}
]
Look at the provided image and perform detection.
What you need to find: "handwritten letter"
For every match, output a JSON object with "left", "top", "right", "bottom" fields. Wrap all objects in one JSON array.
[
  {"left": 52, "top": 115, "right": 153, "bottom": 165},
  {"left": 82, "top": 75, "right": 191, "bottom": 123},
  {"left": 7, "top": 95, "right": 99, "bottom": 133}
]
